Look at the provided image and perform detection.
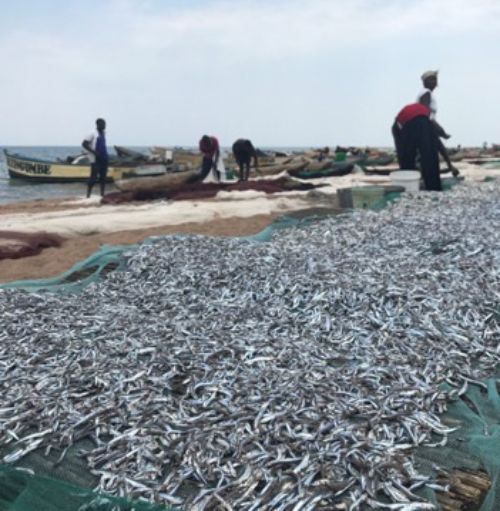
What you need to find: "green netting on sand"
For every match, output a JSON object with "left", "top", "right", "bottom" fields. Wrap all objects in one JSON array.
[
  {"left": 0, "top": 465, "right": 169, "bottom": 511},
  {"left": 415, "top": 376, "right": 500, "bottom": 510},
  {"left": 0, "top": 245, "right": 135, "bottom": 294}
]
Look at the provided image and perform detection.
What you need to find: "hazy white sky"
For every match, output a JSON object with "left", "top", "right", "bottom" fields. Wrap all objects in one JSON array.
[{"left": 1, "top": 0, "right": 499, "bottom": 147}]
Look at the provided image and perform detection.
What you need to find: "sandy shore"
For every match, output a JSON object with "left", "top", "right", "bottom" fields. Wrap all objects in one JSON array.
[
  {"left": 0, "top": 162, "right": 497, "bottom": 283},
  {"left": 0, "top": 214, "right": 280, "bottom": 283}
]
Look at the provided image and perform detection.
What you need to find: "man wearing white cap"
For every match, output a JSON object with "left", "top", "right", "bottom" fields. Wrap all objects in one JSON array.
[
  {"left": 418, "top": 71, "right": 439, "bottom": 120},
  {"left": 417, "top": 71, "right": 459, "bottom": 176}
]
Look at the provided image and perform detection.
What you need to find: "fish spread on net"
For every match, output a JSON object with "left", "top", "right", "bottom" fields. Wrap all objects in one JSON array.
[{"left": 0, "top": 181, "right": 499, "bottom": 510}]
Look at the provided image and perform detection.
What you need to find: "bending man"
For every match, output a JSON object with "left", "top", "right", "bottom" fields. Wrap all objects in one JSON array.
[
  {"left": 232, "top": 139, "right": 258, "bottom": 182},
  {"left": 198, "top": 135, "right": 220, "bottom": 182}
]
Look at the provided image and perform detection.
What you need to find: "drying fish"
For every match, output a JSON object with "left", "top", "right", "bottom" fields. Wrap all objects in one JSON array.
[{"left": 0, "top": 180, "right": 498, "bottom": 509}]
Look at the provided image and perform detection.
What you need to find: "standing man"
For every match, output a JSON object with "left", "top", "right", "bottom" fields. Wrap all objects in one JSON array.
[
  {"left": 83, "top": 118, "right": 109, "bottom": 197},
  {"left": 198, "top": 134, "right": 220, "bottom": 182},
  {"left": 392, "top": 103, "right": 442, "bottom": 191},
  {"left": 232, "top": 139, "right": 258, "bottom": 182},
  {"left": 417, "top": 71, "right": 459, "bottom": 176}
]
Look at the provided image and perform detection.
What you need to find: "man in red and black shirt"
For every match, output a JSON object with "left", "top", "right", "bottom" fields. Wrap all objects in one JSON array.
[
  {"left": 198, "top": 135, "right": 220, "bottom": 182},
  {"left": 391, "top": 103, "right": 442, "bottom": 191}
]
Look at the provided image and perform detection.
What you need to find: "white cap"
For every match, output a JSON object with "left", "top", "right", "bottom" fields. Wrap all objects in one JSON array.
[{"left": 421, "top": 70, "right": 438, "bottom": 81}]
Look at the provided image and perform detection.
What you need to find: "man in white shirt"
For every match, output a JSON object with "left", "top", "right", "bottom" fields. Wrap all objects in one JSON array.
[
  {"left": 417, "top": 71, "right": 459, "bottom": 177},
  {"left": 82, "top": 118, "right": 109, "bottom": 197}
]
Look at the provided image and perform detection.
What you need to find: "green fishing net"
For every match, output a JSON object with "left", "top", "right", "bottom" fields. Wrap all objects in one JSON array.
[
  {"left": 414, "top": 377, "right": 500, "bottom": 510},
  {"left": 0, "top": 245, "right": 134, "bottom": 294},
  {"left": 0, "top": 465, "right": 168, "bottom": 511}
]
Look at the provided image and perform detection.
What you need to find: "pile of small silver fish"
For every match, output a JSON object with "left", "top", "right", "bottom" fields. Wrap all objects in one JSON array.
[{"left": 0, "top": 180, "right": 499, "bottom": 510}]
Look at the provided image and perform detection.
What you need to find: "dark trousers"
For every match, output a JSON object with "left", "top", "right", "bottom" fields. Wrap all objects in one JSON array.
[
  {"left": 392, "top": 121, "right": 403, "bottom": 168},
  {"left": 87, "top": 158, "right": 108, "bottom": 197},
  {"left": 233, "top": 145, "right": 252, "bottom": 181},
  {"left": 236, "top": 157, "right": 251, "bottom": 181},
  {"left": 392, "top": 116, "right": 442, "bottom": 191}
]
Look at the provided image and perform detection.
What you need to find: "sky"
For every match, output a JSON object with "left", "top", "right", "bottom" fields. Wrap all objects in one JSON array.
[{"left": 0, "top": 0, "right": 499, "bottom": 147}]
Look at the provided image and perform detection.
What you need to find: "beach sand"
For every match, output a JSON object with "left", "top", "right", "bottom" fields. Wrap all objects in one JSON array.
[
  {"left": 0, "top": 162, "right": 496, "bottom": 283},
  {"left": 0, "top": 213, "right": 280, "bottom": 282}
]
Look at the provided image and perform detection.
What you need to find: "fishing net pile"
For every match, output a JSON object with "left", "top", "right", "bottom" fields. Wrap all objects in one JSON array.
[
  {"left": 0, "top": 231, "right": 63, "bottom": 261},
  {"left": 0, "top": 181, "right": 499, "bottom": 510}
]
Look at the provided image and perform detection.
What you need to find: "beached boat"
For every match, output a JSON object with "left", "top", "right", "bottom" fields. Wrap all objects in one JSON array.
[
  {"left": 363, "top": 167, "right": 398, "bottom": 176},
  {"left": 114, "top": 145, "right": 148, "bottom": 161},
  {"left": 360, "top": 154, "right": 395, "bottom": 167},
  {"left": 364, "top": 166, "right": 455, "bottom": 176},
  {"left": 256, "top": 160, "right": 309, "bottom": 177},
  {"left": 150, "top": 147, "right": 201, "bottom": 169},
  {"left": 288, "top": 162, "right": 354, "bottom": 179},
  {"left": 4, "top": 150, "right": 167, "bottom": 183},
  {"left": 115, "top": 170, "right": 199, "bottom": 192}
]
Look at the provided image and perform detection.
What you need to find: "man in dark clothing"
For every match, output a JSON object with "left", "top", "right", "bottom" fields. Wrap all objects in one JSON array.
[
  {"left": 198, "top": 135, "right": 220, "bottom": 182},
  {"left": 392, "top": 103, "right": 442, "bottom": 191},
  {"left": 83, "top": 118, "right": 109, "bottom": 197},
  {"left": 232, "top": 139, "right": 258, "bottom": 181}
]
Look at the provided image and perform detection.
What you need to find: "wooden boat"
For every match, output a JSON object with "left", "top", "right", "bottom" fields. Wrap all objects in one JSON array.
[
  {"left": 303, "top": 159, "right": 334, "bottom": 172},
  {"left": 466, "top": 157, "right": 500, "bottom": 165},
  {"left": 364, "top": 166, "right": 454, "bottom": 176},
  {"left": 363, "top": 166, "right": 398, "bottom": 176},
  {"left": 167, "top": 148, "right": 201, "bottom": 169},
  {"left": 257, "top": 161, "right": 309, "bottom": 177},
  {"left": 360, "top": 154, "right": 395, "bottom": 167},
  {"left": 115, "top": 145, "right": 174, "bottom": 164},
  {"left": 115, "top": 170, "right": 199, "bottom": 192},
  {"left": 114, "top": 145, "right": 148, "bottom": 161},
  {"left": 288, "top": 162, "right": 354, "bottom": 179},
  {"left": 344, "top": 156, "right": 367, "bottom": 165},
  {"left": 4, "top": 150, "right": 167, "bottom": 183}
]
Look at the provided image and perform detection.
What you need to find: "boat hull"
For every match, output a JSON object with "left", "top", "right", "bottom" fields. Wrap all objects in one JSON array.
[
  {"left": 288, "top": 162, "right": 354, "bottom": 179},
  {"left": 4, "top": 151, "right": 166, "bottom": 183}
]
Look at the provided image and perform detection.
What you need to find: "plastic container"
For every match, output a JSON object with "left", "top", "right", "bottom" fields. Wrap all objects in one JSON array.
[
  {"left": 351, "top": 186, "right": 385, "bottom": 209},
  {"left": 390, "top": 170, "right": 420, "bottom": 192}
]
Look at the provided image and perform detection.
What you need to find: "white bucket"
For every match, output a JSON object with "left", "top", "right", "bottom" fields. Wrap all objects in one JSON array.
[{"left": 390, "top": 170, "right": 421, "bottom": 192}]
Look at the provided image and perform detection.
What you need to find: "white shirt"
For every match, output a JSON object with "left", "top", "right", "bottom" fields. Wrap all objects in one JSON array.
[
  {"left": 83, "top": 130, "right": 99, "bottom": 163},
  {"left": 417, "top": 88, "right": 437, "bottom": 120}
]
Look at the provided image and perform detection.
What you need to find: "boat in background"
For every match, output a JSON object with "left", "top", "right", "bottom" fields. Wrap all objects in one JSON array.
[
  {"left": 4, "top": 150, "right": 167, "bottom": 183},
  {"left": 148, "top": 146, "right": 200, "bottom": 170},
  {"left": 114, "top": 145, "right": 150, "bottom": 161},
  {"left": 288, "top": 162, "right": 354, "bottom": 179}
]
